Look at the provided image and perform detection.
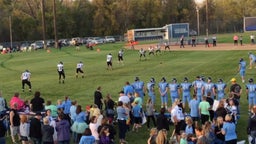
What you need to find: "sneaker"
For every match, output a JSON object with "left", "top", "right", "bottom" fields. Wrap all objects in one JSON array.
[
  {"left": 62, "top": 80, "right": 65, "bottom": 84},
  {"left": 29, "top": 89, "right": 32, "bottom": 92},
  {"left": 22, "top": 89, "right": 24, "bottom": 92}
]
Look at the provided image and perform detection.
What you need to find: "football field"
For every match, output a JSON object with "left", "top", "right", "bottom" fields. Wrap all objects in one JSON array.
[{"left": 0, "top": 42, "right": 255, "bottom": 143}]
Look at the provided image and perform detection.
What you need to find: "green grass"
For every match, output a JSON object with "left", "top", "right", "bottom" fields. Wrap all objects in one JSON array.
[{"left": 0, "top": 42, "right": 252, "bottom": 143}]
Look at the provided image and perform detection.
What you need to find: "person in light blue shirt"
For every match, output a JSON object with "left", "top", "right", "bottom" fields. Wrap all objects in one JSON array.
[
  {"left": 221, "top": 114, "right": 237, "bottom": 143},
  {"left": 132, "top": 77, "right": 145, "bottom": 101},
  {"left": 132, "top": 101, "right": 142, "bottom": 132},
  {"left": 215, "top": 79, "right": 227, "bottom": 100},
  {"left": 158, "top": 77, "right": 169, "bottom": 109},
  {"left": 246, "top": 78, "right": 256, "bottom": 111},
  {"left": 202, "top": 77, "right": 215, "bottom": 99},
  {"left": 116, "top": 101, "right": 128, "bottom": 143},
  {"left": 62, "top": 96, "right": 72, "bottom": 115},
  {"left": 147, "top": 78, "right": 156, "bottom": 105},
  {"left": 189, "top": 94, "right": 199, "bottom": 126},
  {"left": 180, "top": 77, "right": 192, "bottom": 109},
  {"left": 168, "top": 78, "right": 180, "bottom": 104},
  {"left": 249, "top": 52, "right": 256, "bottom": 69},
  {"left": 238, "top": 58, "right": 246, "bottom": 83},
  {"left": 193, "top": 76, "right": 204, "bottom": 102},
  {"left": 123, "top": 81, "right": 134, "bottom": 96},
  {"left": 79, "top": 128, "right": 95, "bottom": 144}
]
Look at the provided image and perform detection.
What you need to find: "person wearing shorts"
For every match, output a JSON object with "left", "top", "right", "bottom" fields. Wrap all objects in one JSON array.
[
  {"left": 76, "top": 61, "right": 84, "bottom": 78},
  {"left": 9, "top": 103, "right": 20, "bottom": 143},
  {"left": 106, "top": 53, "right": 113, "bottom": 70}
]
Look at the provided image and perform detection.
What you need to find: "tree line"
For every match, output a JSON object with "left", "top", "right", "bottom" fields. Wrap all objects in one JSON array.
[{"left": 0, "top": 0, "right": 255, "bottom": 42}]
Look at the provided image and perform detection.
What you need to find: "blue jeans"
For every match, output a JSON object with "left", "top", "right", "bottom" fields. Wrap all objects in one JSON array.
[
  {"left": 31, "top": 137, "right": 42, "bottom": 144},
  {"left": 58, "top": 140, "right": 70, "bottom": 144},
  {"left": 0, "top": 137, "right": 6, "bottom": 144}
]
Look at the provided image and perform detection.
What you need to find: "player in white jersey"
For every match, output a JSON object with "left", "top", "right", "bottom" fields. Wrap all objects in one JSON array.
[
  {"left": 76, "top": 61, "right": 84, "bottom": 78},
  {"left": 21, "top": 70, "right": 31, "bottom": 92},
  {"left": 118, "top": 49, "right": 124, "bottom": 65},
  {"left": 57, "top": 61, "right": 65, "bottom": 83},
  {"left": 106, "top": 53, "right": 113, "bottom": 70}
]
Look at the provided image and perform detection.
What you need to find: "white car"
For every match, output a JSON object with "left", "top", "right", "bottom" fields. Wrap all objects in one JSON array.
[
  {"left": 91, "top": 37, "right": 104, "bottom": 44},
  {"left": 31, "top": 41, "right": 44, "bottom": 49},
  {"left": 104, "top": 36, "right": 116, "bottom": 43}
]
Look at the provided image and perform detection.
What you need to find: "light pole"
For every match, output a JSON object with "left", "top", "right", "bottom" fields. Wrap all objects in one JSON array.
[
  {"left": 206, "top": 0, "right": 208, "bottom": 37},
  {"left": 196, "top": 7, "right": 200, "bottom": 36},
  {"left": 194, "top": 0, "right": 205, "bottom": 36}
]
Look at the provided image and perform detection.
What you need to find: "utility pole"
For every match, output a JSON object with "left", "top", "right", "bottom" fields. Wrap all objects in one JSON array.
[
  {"left": 41, "top": 0, "right": 47, "bottom": 49},
  {"left": 53, "top": 0, "right": 58, "bottom": 49}
]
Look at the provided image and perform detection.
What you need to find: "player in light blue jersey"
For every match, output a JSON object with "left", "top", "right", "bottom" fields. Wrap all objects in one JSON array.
[
  {"left": 180, "top": 77, "right": 192, "bottom": 109},
  {"left": 193, "top": 76, "right": 204, "bottom": 102},
  {"left": 202, "top": 77, "right": 216, "bottom": 99},
  {"left": 238, "top": 58, "right": 246, "bottom": 83},
  {"left": 123, "top": 81, "right": 134, "bottom": 96},
  {"left": 158, "top": 77, "right": 169, "bottom": 109},
  {"left": 248, "top": 52, "right": 256, "bottom": 69},
  {"left": 215, "top": 79, "right": 227, "bottom": 100},
  {"left": 147, "top": 77, "right": 156, "bottom": 105},
  {"left": 168, "top": 78, "right": 180, "bottom": 104},
  {"left": 132, "top": 77, "right": 145, "bottom": 101},
  {"left": 246, "top": 78, "right": 256, "bottom": 111}
]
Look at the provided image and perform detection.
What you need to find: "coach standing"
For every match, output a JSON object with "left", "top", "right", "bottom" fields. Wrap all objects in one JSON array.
[
  {"left": 21, "top": 70, "right": 31, "bottom": 92},
  {"left": 57, "top": 61, "right": 65, "bottom": 84}
]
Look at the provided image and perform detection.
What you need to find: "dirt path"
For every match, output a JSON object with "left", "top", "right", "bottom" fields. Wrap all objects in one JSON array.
[{"left": 126, "top": 43, "right": 256, "bottom": 51}]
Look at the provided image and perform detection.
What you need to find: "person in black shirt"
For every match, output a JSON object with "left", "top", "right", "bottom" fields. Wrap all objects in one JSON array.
[
  {"left": 30, "top": 91, "right": 45, "bottom": 113},
  {"left": 0, "top": 116, "right": 7, "bottom": 144},
  {"left": 104, "top": 94, "right": 115, "bottom": 124},
  {"left": 156, "top": 108, "right": 169, "bottom": 131},
  {"left": 94, "top": 86, "right": 103, "bottom": 110},
  {"left": 248, "top": 106, "right": 256, "bottom": 144},
  {"left": 30, "top": 112, "right": 42, "bottom": 144},
  {"left": 206, "top": 92, "right": 214, "bottom": 121}
]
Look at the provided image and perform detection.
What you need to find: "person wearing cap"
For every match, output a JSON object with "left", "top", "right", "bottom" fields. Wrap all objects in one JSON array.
[
  {"left": 230, "top": 78, "right": 242, "bottom": 101},
  {"left": 147, "top": 78, "right": 156, "bottom": 105},
  {"left": 246, "top": 78, "right": 256, "bottom": 111},
  {"left": 29, "top": 112, "right": 43, "bottom": 144},
  {"left": 180, "top": 77, "right": 192, "bottom": 109},
  {"left": 248, "top": 52, "right": 256, "bottom": 69},
  {"left": 21, "top": 69, "right": 31, "bottom": 92},
  {"left": 168, "top": 78, "right": 181, "bottom": 104},
  {"left": 158, "top": 77, "right": 169, "bottom": 109},
  {"left": 76, "top": 61, "right": 84, "bottom": 78},
  {"left": 106, "top": 53, "right": 113, "bottom": 70},
  {"left": 215, "top": 79, "right": 227, "bottom": 100},
  {"left": 193, "top": 76, "right": 204, "bottom": 102},
  {"left": 132, "top": 77, "right": 145, "bottom": 101},
  {"left": 202, "top": 77, "right": 216, "bottom": 99},
  {"left": 229, "top": 78, "right": 242, "bottom": 114},
  {"left": 57, "top": 61, "right": 65, "bottom": 84},
  {"left": 238, "top": 58, "right": 246, "bottom": 83}
]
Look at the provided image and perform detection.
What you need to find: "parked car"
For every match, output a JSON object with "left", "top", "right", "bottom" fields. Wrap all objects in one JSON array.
[
  {"left": 91, "top": 37, "right": 104, "bottom": 45},
  {"left": 104, "top": 36, "right": 116, "bottom": 43},
  {"left": 20, "top": 42, "right": 31, "bottom": 51},
  {"left": 71, "top": 37, "right": 82, "bottom": 46},
  {"left": 59, "top": 39, "right": 70, "bottom": 46},
  {"left": 31, "top": 41, "right": 44, "bottom": 49}
]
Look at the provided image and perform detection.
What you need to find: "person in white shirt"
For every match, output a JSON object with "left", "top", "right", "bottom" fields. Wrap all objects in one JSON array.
[
  {"left": 57, "top": 61, "right": 65, "bottom": 84},
  {"left": 76, "top": 61, "right": 84, "bottom": 78},
  {"left": 106, "top": 53, "right": 113, "bottom": 70},
  {"left": 118, "top": 91, "right": 130, "bottom": 105},
  {"left": 21, "top": 70, "right": 31, "bottom": 92}
]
